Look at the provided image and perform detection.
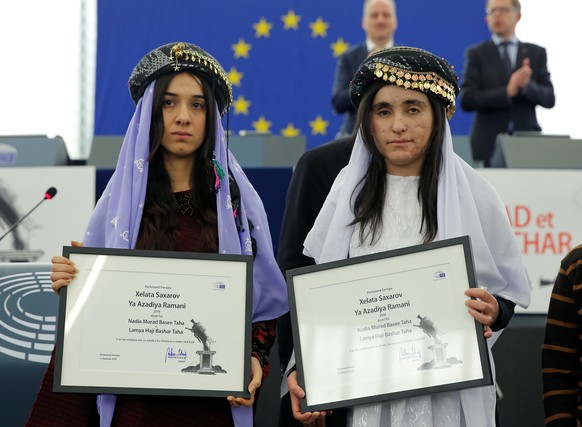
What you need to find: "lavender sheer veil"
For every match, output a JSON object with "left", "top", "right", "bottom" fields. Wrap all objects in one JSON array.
[{"left": 86, "top": 80, "right": 288, "bottom": 427}]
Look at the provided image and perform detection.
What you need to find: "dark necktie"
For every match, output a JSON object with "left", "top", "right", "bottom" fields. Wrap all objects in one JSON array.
[{"left": 500, "top": 41, "right": 512, "bottom": 75}]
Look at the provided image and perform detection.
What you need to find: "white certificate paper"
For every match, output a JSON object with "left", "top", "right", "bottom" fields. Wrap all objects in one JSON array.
[
  {"left": 288, "top": 236, "right": 492, "bottom": 411},
  {"left": 54, "top": 247, "right": 252, "bottom": 398}
]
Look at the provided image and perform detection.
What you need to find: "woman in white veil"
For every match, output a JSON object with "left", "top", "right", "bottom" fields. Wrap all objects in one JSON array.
[{"left": 288, "top": 46, "right": 531, "bottom": 427}]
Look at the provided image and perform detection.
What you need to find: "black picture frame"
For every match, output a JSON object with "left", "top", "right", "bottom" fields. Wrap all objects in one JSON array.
[
  {"left": 287, "top": 236, "right": 492, "bottom": 412},
  {"left": 54, "top": 246, "right": 253, "bottom": 398}
]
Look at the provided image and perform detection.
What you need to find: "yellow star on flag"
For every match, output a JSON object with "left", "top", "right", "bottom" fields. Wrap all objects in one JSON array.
[
  {"left": 231, "top": 38, "right": 252, "bottom": 59},
  {"left": 281, "top": 123, "right": 301, "bottom": 137},
  {"left": 252, "top": 116, "right": 272, "bottom": 133},
  {"left": 228, "top": 67, "right": 244, "bottom": 87},
  {"left": 331, "top": 37, "right": 350, "bottom": 58},
  {"left": 309, "top": 115, "right": 329, "bottom": 135},
  {"left": 253, "top": 18, "right": 273, "bottom": 38},
  {"left": 309, "top": 17, "right": 329, "bottom": 38},
  {"left": 233, "top": 96, "right": 252, "bottom": 116},
  {"left": 282, "top": 10, "right": 301, "bottom": 30}
]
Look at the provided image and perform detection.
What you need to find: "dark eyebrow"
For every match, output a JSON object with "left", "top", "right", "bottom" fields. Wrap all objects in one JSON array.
[
  {"left": 373, "top": 101, "right": 392, "bottom": 109},
  {"left": 164, "top": 92, "right": 206, "bottom": 100},
  {"left": 402, "top": 99, "right": 427, "bottom": 106},
  {"left": 373, "top": 99, "right": 428, "bottom": 109}
]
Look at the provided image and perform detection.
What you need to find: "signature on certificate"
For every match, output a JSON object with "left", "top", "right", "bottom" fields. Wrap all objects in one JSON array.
[
  {"left": 399, "top": 346, "right": 421, "bottom": 362},
  {"left": 165, "top": 347, "right": 188, "bottom": 363}
]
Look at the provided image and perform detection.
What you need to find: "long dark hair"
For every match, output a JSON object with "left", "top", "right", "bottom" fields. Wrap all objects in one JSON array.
[
  {"left": 136, "top": 71, "right": 219, "bottom": 251},
  {"left": 351, "top": 81, "right": 446, "bottom": 245}
]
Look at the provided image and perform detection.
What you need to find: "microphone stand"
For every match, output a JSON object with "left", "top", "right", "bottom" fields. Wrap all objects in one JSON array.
[{"left": 0, "top": 197, "right": 50, "bottom": 243}]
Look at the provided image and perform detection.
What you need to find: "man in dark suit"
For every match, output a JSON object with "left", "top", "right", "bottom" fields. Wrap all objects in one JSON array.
[
  {"left": 460, "top": 0, "right": 555, "bottom": 167},
  {"left": 276, "top": 137, "right": 353, "bottom": 426},
  {"left": 331, "top": 0, "right": 397, "bottom": 137}
]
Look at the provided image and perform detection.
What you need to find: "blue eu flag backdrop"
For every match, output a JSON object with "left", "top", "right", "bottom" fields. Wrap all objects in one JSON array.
[{"left": 95, "top": 0, "right": 486, "bottom": 148}]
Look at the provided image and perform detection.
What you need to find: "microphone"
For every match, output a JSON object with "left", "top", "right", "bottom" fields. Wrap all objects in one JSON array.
[
  {"left": 0, "top": 187, "right": 58, "bottom": 243},
  {"left": 45, "top": 187, "right": 57, "bottom": 200}
]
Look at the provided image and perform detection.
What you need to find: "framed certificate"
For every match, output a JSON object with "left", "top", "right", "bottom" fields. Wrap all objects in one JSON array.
[
  {"left": 287, "top": 236, "right": 492, "bottom": 412},
  {"left": 54, "top": 246, "right": 253, "bottom": 398}
]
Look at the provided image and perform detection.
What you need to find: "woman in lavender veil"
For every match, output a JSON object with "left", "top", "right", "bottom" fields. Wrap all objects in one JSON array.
[{"left": 27, "top": 42, "right": 288, "bottom": 427}]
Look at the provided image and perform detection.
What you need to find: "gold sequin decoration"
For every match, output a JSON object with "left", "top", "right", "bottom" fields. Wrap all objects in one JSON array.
[
  {"left": 169, "top": 42, "right": 233, "bottom": 108},
  {"left": 370, "top": 59, "right": 457, "bottom": 119}
]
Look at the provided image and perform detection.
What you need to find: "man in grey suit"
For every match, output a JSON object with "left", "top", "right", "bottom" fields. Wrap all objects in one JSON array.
[
  {"left": 331, "top": 0, "right": 398, "bottom": 138},
  {"left": 460, "top": 0, "right": 555, "bottom": 167}
]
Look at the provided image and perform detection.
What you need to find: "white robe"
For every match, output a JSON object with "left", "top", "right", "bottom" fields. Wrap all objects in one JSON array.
[{"left": 347, "top": 175, "right": 459, "bottom": 427}]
